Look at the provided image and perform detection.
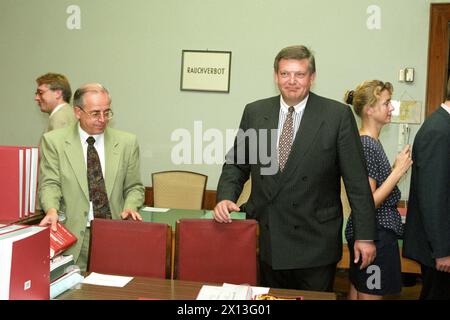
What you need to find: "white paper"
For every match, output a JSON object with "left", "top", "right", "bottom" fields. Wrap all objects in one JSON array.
[
  {"left": 197, "top": 284, "right": 254, "bottom": 300},
  {"left": 50, "top": 254, "right": 74, "bottom": 271},
  {"left": 222, "top": 283, "right": 270, "bottom": 299},
  {"left": 82, "top": 272, "right": 133, "bottom": 287},
  {"left": 141, "top": 206, "right": 170, "bottom": 213}
]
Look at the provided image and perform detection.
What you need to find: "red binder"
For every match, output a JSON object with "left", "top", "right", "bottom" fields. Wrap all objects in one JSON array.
[
  {"left": 0, "top": 225, "right": 50, "bottom": 300},
  {"left": 0, "top": 147, "right": 24, "bottom": 221},
  {"left": 0, "top": 146, "right": 39, "bottom": 222},
  {"left": 50, "top": 223, "right": 77, "bottom": 258}
]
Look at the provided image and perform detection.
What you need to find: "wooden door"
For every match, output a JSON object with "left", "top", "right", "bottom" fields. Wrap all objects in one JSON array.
[{"left": 426, "top": 4, "right": 450, "bottom": 116}]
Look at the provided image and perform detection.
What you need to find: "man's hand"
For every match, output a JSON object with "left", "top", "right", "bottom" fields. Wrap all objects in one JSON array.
[
  {"left": 353, "top": 240, "right": 376, "bottom": 270},
  {"left": 436, "top": 256, "right": 450, "bottom": 273},
  {"left": 213, "top": 200, "right": 240, "bottom": 223},
  {"left": 121, "top": 209, "right": 142, "bottom": 221},
  {"left": 39, "top": 208, "right": 59, "bottom": 232}
]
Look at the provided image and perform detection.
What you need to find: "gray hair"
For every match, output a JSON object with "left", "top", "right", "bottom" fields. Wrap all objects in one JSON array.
[{"left": 73, "top": 83, "right": 110, "bottom": 108}]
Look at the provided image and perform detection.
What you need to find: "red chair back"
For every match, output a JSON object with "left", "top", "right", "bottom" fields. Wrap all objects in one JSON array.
[
  {"left": 89, "top": 219, "right": 171, "bottom": 278},
  {"left": 175, "top": 219, "right": 257, "bottom": 285}
]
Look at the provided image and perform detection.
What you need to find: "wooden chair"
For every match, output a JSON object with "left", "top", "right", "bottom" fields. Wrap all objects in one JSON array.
[
  {"left": 88, "top": 219, "right": 172, "bottom": 278},
  {"left": 152, "top": 170, "right": 207, "bottom": 209},
  {"left": 174, "top": 219, "right": 258, "bottom": 285}
]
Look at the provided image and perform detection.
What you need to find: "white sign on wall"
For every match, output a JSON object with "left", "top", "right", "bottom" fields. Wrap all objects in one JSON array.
[{"left": 180, "top": 50, "right": 232, "bottom": 93}]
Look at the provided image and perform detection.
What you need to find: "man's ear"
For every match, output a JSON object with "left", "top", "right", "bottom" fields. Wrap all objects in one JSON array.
[
  {"left": 54, "top": 88, "right": 63, "bottom": 100},
  {"left": 74, "top": 106, "right": 82, "bottom": 120}
]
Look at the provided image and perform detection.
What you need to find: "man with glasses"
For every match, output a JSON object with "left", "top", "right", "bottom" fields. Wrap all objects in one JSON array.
[
  {"left": 35, "top": 73, "right": 76, "bottom": 132},
  {"left": 38, "top": 83, "right": 145, "bottom": 271}
]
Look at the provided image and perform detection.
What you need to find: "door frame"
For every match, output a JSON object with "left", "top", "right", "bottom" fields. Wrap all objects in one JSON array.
[{"left": 426, "top": 4, "right": 450, "bottom": 116}]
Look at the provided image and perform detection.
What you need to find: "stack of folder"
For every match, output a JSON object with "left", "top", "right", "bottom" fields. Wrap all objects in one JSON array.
[
  {"left": 0, "top": 224, "right": 50, "bottom": 300},
  {"left": 50, "top": 255, "right": 75, "bottom": 282},
  {"left": 0, "top": 146, "right": 39, "bottom": 222},
  {"left": 49, "top": 255, "right": 84, "bottom": 299}
]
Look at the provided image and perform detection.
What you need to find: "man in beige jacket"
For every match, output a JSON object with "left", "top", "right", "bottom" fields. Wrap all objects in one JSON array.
[
  {"left": 39, "top": 83, "right": 144, "bottom": 271},
  {"left": 35, "top": 73, "right": 76, "bottom": 132}
]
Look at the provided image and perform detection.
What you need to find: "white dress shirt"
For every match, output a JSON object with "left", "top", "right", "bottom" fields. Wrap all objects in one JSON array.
[{"left": 277, "top": 95, "right": 308, "bottom": 157}]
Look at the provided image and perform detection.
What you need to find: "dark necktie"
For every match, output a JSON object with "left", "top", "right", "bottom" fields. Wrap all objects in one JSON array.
[
  {"left": 86, "top": 136, "right": 111, "bottom": 219},
  {"left": 278, "top": 106, "right": 295, "bottom": 172}
]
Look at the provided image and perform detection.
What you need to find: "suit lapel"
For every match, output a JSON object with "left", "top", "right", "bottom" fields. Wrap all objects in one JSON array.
[
  {"left": 259, "top": 97, "right": 280, "bottom": 131},
  {"left": 104, "top": 128, "right": 120, "bottom": 198},
  {"left": 256, "top": 97, "right": 281, "bottom": 189},
  {"left": 64, "top": 124, "right": 89, "bottom": 200}
]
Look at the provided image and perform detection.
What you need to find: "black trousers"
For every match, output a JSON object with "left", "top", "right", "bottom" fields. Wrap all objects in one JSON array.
[
  {"left": 259, "top": 260, "right": 337, "bottom": 292},
  {"left": 420, "top": 264, "right": 450, "bottom": 300}
]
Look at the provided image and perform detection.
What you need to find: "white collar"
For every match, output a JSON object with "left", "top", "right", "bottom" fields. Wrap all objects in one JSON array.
[
  {"left": 280, "top": 95, "right": 308, "bottom": 114},
  {"left": 78, "top": 124, "right": 104, "bottom": 144},
  {"left": 440, "top": 103, "right": 450, "bottom": 115}
]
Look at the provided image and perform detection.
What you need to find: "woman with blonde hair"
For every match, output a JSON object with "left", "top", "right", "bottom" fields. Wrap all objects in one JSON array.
[{"left": 344, "top": 80, "right": 412, "bottom": 300}]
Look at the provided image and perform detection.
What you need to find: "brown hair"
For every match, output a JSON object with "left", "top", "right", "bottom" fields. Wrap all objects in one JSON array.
[
  {"left": 273, "top": 45, "right": 316, "bottom": 74},
  {"left": 36, "top": 73, "right": 72, "bottom": 103},
  {"left": 344, "top": 80, "right": 393, "bottom": 117}
]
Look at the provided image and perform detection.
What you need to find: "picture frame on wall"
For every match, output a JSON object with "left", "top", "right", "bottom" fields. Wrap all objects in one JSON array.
[{"left": 180, "top": 50, "right": 232, "bottom": 93}]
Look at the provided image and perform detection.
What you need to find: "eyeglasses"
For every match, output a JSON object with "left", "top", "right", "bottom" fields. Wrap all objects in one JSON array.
[
  {"left": 79, "top": 108, "right": 114, "bottom": 120},
  {"left": 35, "top": 89, "right": 51, "bottom": 96}
]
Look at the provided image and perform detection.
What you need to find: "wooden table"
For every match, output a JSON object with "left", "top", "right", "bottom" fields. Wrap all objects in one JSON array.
[{"left": 57, "top": 276, "right": 336, "bottom": 300}]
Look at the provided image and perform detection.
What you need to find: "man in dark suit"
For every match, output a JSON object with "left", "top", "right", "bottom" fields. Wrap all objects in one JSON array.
[
  {"left": 403, "top": 82, "right": 450, "bottom": 299},
  {"left": 214, "top": 45, "right": 377, "bottom": 292}
]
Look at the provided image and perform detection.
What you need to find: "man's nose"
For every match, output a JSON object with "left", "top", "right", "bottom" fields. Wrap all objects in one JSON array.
[
  {"left": 288, "top": 74, "right": 296, "bottom": 83},
  {"left": 97, "top": 113, "right": 108, "bottom": 122}
]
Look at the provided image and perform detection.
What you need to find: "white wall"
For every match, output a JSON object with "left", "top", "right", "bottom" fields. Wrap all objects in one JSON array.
[{"left": 0, "top": 0, "right": 435, "bottom": 198}]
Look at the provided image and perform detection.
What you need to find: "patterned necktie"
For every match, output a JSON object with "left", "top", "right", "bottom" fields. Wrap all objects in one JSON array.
[
  {"left": 278, "top": 106, "right": 295, "bottom": 172},
  {"left": 86, "top": 136, "right": 111, "bottom": 219}
]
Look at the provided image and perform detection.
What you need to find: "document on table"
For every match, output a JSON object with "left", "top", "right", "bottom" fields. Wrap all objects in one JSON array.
[
  {"left": 223, "top": 283, "right": 270, "bottom": 299},
  {"left": 140, "top": 207, "right": 170, "bottom": 213},
  {"left": 82, "top": 272, "right": 133, "bottom": 287}
]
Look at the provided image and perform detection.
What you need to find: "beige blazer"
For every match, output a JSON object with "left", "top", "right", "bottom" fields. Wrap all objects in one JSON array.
[
  {"left": 46, "top": 103, "right": 77, "bottom": 132},
  {"left": 38, "top": 122, "right": 145, "bottom": 260}
]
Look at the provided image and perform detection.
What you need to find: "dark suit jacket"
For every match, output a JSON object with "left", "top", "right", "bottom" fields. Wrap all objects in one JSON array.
[
  {"left": 403, "top": 106, "right": 450, "bottom": 267},
  {"left": 217, "top": 93, "right": 376, "bottom": 269}
]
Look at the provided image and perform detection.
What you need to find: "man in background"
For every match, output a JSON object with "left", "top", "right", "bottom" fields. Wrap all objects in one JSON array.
[
  {"left": 35, "top": 72, "right": 76, "bottom": 132},
  {"left": 403, "top": 78, "right": 450, "bottom": 300}
]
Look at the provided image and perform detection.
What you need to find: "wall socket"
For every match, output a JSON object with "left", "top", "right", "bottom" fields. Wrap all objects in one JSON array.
[
  {"left": 405, "top": 68, "right": 414, "bottom": 82},
  {"left": 399, "top": 68, "right": 414, "bottom": 83},
  {"left": 399, "top": 69, "right": 405, "bottom": 82}
]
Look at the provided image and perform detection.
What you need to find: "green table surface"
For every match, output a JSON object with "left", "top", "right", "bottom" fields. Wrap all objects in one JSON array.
[{"left": 139, "top": 208, "right": 246, "bottom": 230}]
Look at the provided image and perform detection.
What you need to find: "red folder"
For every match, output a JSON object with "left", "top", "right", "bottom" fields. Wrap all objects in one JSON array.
[
  {"left": 50, "top": 223, "right": 77, "bottom": 258},
  {"left": 0, "top": 147, "right": 24, "bottom": 221},
  {"left": 0, "top": 225, "right": 50, "bottom": 300},
  {"left": 0, "top": 146, "right": 39, "bottom": 222}
]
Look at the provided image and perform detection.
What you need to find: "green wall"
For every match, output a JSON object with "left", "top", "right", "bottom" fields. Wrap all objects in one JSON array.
[{"left": 0, "top": 0, "right": 440, "bottom": 197}]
